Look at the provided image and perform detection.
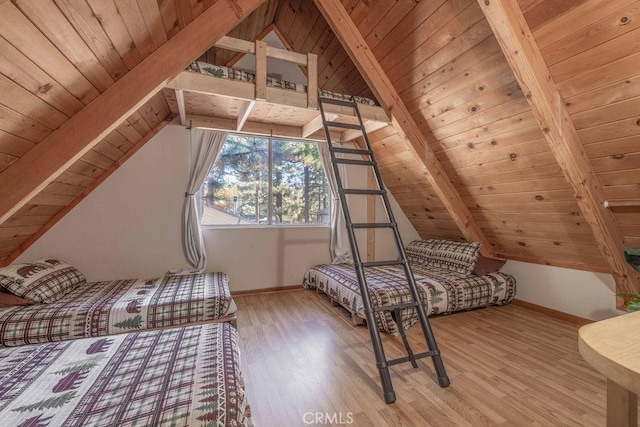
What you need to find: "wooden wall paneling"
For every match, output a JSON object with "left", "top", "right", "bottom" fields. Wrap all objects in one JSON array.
[
  {"left": 103, "top": 129, "right": 135, "bottom": 154},
  {"left": 81, "top": 149, "right": 115, "bottom": 170},
  {"left": 0, "top": 37, "right": 86, "bottom": 118},
  {"left": 0, "top": 8, "right": 99, "bottom": 103},
  {"left": 56, "top": 171, "right": 95, "bottom": 188},
  {"left": 549, "top": 28, "right": 640, "bottom": 85},
  {"left": 541, "top": 2, "right": 640, "bottom": 68},
  {"left": 371, "top": 0, "right": 447, "bottom": 64},
  {"left": 532, "top": 0, "right": 632, "bottom": 49},
  {"left": 395, "top": 20, "right": 496, "bottom": 99},
  {"left": 572, "top": 95, "right": 640, "bottom": 130},
  {"left": 421, "top": 71, "right": 520, "bottom": 131},
  {"left": 173, "top": 0, "right": 194, "bottom": 28},
  {"left": 402, "top": 37, "right": 503, "bottom": 111},
  {"left": 558, "top": 50, "right": 640, "bottom": 99},
  {"left": 479, "top": 0, "right": 638, "bottom": 293},
  {"left": 0, "top": 74, "right": 68, "bottom": 130},
  {"left": 292, "top": 6, "right": 322, "bottom": 53},
  {"left": 564, "top": 72, "right": 640, "bottom": 116},
  {"left": 385, "top": 1, "right": 484, "bottom": 89},
  {"left": 157, "top": 0, "right": 181, "bottom": 39},
  {"left": 92, "top": 140, "right": 126, "bottom": 162},
  {"left": 434, "top": 110, "right": 539, "bottom": 151},
  {"left": 0, "top": 104, "right": 52, "bottom": 143},
  {"left": 0, "top": 119, "right": 170, "bottom": 266},
  {"left": 521, "top": 0, "right": 589, "bottom": 32},
  {"left": 0, "top": 130, "right": 35, "bottom": 159},
  {"left": 13, "top": 0, "right": 115, "bottom": 92},
  {"left": 66, "top": 160, "right": 105, "bottom": 179},
  {"left": 430, "top": 97, "right": 532, "bottom": 141},
  {"left": 53, "top": 0, "right": 130, "bottom": 80},
  {"left": 86, "top": 0, "right": 144, "bottom": 69},
  {"left": 136, "top": 0, "right": 170, "bottom": 47},
  {"left": 113, "top": 0, "right": 159, "bottom": 59},
  {"left": 128, "top": 111, "right": 153, "bottom": 135}
]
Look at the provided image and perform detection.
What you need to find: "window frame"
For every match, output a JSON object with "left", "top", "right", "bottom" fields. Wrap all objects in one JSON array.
[{"left": 199, "top": 132, "right": 331, "bottom": 229}]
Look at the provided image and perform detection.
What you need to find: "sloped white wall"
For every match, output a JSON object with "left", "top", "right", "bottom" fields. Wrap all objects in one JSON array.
[{"left": 16, "top": 125, "right": 419, "bottom": 291}]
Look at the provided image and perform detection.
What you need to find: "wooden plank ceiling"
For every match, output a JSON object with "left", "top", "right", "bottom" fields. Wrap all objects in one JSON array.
[{"left": 0, "top": 0, "right": 638, "bottom": 290}]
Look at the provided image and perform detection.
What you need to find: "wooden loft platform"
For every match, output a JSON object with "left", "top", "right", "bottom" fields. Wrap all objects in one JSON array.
[{"left": 163, "top": 36, "right": 391, "bottom": 142}]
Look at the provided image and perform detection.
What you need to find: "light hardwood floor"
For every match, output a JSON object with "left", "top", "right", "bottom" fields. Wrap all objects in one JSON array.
[{"left": 234, "top": 289, "right": 615, "bottom": 426}]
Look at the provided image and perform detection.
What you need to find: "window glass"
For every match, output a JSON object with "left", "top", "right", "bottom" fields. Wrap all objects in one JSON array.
[{"left": 200, "top": 133, "right": 330, "bottom": 226}]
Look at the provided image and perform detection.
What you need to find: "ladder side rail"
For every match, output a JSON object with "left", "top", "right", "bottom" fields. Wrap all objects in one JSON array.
[
  {"left": 318, "top": 99, "right": 396, "bottom": 402},
  {"left": 353, "top": 102, "right": 450, "bottom": 387}
]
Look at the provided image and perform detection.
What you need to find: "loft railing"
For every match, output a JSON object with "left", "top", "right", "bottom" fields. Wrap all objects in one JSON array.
[{"left": 213, "top": 36, "right": 318, "bottom": 109}]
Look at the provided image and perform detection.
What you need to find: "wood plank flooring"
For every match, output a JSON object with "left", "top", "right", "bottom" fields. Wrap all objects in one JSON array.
[{"left": 233, "top": 289, "right": 620, "bottom": 426}]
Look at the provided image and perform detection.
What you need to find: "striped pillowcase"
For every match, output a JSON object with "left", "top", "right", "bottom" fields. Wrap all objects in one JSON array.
[
  {"left": 405, "top": 239, "right": 481, "bottom": 275},
  {"left": 0, "top": 258, "right": 86, "bottom": 303}
]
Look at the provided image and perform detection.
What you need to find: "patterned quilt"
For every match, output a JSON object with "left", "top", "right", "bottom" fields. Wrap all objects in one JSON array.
[
  {"left": 188, "top": 61, "right": 379, "bottom": 106},
  {"left": 0, "top": 323, "right": 249, "bottom": 427},
  {"left": 304, "top": 263, "right": 516, "bottom": 335},
  {"left": 0, "top": 272, "right": 233, "bottom": 346}
]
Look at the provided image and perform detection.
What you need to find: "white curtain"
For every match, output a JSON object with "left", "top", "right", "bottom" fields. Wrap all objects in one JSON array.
[
  {"left": 182, "top": 128, "right": 227, "bottom": 272},
  {"left": 318, "top": 142, "right": 352, "bottom": 264}
]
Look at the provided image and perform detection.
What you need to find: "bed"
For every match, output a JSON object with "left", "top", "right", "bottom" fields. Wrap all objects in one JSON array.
[
  {"left": 0, "top": 322, "right": 250, "bottom": 426},
  {"left": 303, "top": 240, "right": 516, "bottom": 335},
  {"left": 0, "top": 260, "right": 236, "bottom": 346}
]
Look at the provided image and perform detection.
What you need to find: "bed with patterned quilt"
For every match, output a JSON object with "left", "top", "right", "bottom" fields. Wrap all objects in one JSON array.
[
  {"left": 303, "top": 240, "right": 516, "bottom": 335},
  {"left": 0, "top": 322, "right": 249, "bottom": 426},
  {"left": 0, "top": 259, "right": 236, "bottom": 347}
]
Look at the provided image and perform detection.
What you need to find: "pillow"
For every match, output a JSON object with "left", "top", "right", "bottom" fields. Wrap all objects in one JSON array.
[
  {"left": 404, "top": 240, "right": 436, "bottom": 266},
  {"left": 473, "top": 255, "right": 507, "bottom": 276},
  {"left": 422, "top": 239, "right": 481, "bottom": 275},
  {"left": 0, "top": 258, "right": 85, "bottom": 303}
]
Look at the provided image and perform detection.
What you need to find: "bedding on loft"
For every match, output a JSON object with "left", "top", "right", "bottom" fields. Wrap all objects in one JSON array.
[
  {"left": 0, "top": 259, "right": 235, "bottom": 346},
  {"left": 304, "top": 239, "right": 516, "bottom": 335},
  {"left": 187, "top": 60, "right": 378, "bottom": 106},
  {"left": 0, "top": 322, "right": 249, "bottom": 426}
]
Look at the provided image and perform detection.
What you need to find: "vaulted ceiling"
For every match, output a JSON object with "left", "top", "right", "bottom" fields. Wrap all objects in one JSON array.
[{"left": 0, "top": 0, "right": 638, "bottom": 294}]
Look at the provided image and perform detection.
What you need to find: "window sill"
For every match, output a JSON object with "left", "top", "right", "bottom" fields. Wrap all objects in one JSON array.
[{"left": 200, "top": 224, "right": 331, "bottom": 230}]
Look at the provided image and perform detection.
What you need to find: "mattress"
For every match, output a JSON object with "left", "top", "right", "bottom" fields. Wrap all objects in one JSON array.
[
  {"left": 0, "top": 322, "right": 249, "bottom": 427},
  {"left": 304, "top": 263, "right": 516, "bottom": 335},
  {"left": 0, "top": 272, "right": 234, "bottom": 346},
  {"left": 188, "top": 61, "right": 379, "bottom": 106}
]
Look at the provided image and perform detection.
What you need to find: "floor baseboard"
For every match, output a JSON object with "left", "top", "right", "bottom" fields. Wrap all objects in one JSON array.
[
  {"left": 511, "top": 299, "right": 593, "bottom": 326},
  {"left": 232, "top": 284, "right": 303, "bottom": 296}
]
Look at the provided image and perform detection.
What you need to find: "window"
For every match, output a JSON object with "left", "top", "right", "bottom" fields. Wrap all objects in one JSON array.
[{"left": 200, "top": 133, "right": 330, "bottom": 226}]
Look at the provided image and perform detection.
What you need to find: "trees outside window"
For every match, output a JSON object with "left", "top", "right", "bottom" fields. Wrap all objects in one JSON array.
[{"left": 200, "top": 133, "right": 330, "bottom": 226}]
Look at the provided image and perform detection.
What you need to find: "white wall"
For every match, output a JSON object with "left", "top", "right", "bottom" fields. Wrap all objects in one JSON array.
[
  {"left": 16, "top": 125, "right": 419, "bottom": 292},
  {"left": 501, "top": 260, "right": 624, "bottom": 320}
]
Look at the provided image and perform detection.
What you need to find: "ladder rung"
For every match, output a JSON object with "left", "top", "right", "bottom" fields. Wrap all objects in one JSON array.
[
  {"left": 387, "top": 351, "right": 436, "bottom": 367},
  {"left": 325, "top": 121, "right": 362, "bottom": 130},
  {"left": 362, "top": 260, "right": 404, "bottom": 268},
  {"left": 342, "top": 189, "right": 384, "bottom": 196},
  {"left": 318, "top": 97, "right": 356, "bottom": 108},
  {"left": 351, "top": 222, "right": 394, "bottom": 229},
  {"left": 335, "top": 159, "right": 375, "bottom": 166},
  {"left": 373, "top": 301, "right": 420, "bottom": 313},
  {"left": 332, "top": 147, "right": 373, "bottom": 156}
]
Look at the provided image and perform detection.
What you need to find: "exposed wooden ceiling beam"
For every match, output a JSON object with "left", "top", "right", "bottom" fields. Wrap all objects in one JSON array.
[
  {"left": 0, "top": 0, "right": 266, "bottom": 226},
  {"left": 175, "top": 89, "right": 187, "bottom": 126},
  {"left": 478, "top": 0, "right": 640, "bottom": 295},
  {"left": 302, "top": 113, "right": 337, "bottom": 138},
  {"left": 180, "top": 114, "right": 341, "bottom": 142},
  {"left": 313, "top": 0, "right": 493, "bottom": 254},
  {"left": 236, "top": 100, "right": 256, "bottom": 131},
  {"left": 341, "top": 121, "right": 389, "bottom": 142}
]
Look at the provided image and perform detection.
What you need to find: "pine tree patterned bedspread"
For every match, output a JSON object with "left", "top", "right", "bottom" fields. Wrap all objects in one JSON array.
[
  {"left": 303, "top": 264, "right": 516, "bottom": 335},
  {"left": 0, "top": 272, "right": 233, "bottom": 346},
  {"left": 0, "top": 323, "right": 249, "bottom": 427}
]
